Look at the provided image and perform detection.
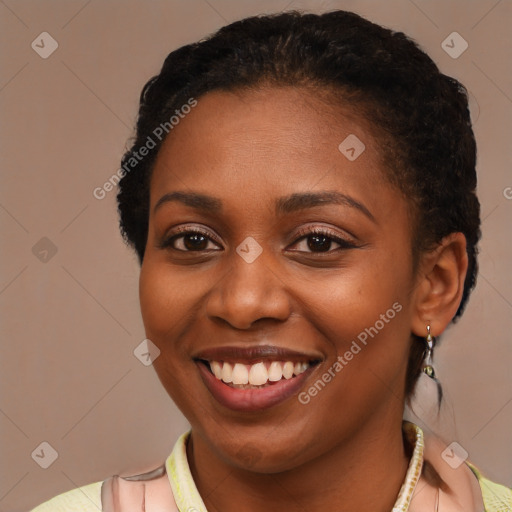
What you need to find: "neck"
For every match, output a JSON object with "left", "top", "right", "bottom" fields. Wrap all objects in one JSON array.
[{"left": 188, "top": 414, "right": 410, "bottom": 512}]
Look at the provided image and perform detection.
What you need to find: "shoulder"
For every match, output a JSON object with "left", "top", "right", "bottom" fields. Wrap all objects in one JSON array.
[
  {"left": 29, "top": 469, "right": 179, "bottom": 512},
  {"left": 29, "top": 480, "right": 103, "bottom": 512},
  {"left": 29, "top": 435, "right": 189, "bottom": 512},
  {"left": 419, "top": 424, "right": 511, "bottom": 512},
  {"left": 466, "top": 462, "right": 512, "bottom": 512}
]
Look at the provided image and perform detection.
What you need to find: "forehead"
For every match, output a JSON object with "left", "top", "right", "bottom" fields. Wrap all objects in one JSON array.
[{"left": 149, "top": 86, "right": 394, "bottom": 214}]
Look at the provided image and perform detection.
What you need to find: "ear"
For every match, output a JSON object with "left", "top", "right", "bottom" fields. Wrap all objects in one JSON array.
[{"left": 411, "top": 233, "right": 468, "bottom": 338}]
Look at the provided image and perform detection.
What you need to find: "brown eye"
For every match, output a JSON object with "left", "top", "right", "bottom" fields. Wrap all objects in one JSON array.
[
  {"left": 290, "top": 227, "right": 357, "bottom": 254},
  {"left": 306, "top": 234, "right": 334, "bottom": 252},
  {"left": 160, "top": 228, "right": 222, "bottom": 252}
]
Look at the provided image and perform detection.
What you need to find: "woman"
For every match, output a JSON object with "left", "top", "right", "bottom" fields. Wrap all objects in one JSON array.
[{"left": 31, "top": 9, "right": 511, "bottom": 512}]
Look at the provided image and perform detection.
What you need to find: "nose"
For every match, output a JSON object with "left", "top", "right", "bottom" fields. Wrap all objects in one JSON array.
[{"left": 205, "top": 250, "right": 292, "bottom": 330}]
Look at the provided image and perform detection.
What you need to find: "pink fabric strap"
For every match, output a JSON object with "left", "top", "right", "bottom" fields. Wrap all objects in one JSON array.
[{"left": 101, "top": 464, "right": 177, "bottom": 512}]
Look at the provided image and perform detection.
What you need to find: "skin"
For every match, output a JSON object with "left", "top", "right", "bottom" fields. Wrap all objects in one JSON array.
[{"left": 139, "top": 86, "right": 468, "bottom": 512}]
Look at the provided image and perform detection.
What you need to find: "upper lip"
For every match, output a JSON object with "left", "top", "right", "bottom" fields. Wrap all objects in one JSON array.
[{"left": 193, "top": 345, "right": 323, "bottom": 364}]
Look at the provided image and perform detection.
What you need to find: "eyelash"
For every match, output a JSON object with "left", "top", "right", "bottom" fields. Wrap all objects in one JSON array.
[
  {"left": 293, "top": 226, "right": 357, "bottom": 252},
  {"left": 160, "top": 225, "right": 357, "bottom": 254},
  {"left": 160, "top": 226, "right": 220, "bottom": 252}
]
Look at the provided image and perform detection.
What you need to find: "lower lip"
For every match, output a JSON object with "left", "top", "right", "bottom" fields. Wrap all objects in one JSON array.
[{"left": 196, "top": 362, "right": 316, "bottom": 412}]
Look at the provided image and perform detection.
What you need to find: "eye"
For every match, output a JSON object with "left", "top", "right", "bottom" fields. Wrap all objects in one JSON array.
[
  {"left": 159, "top": 225, "right": 357, "bottom": 254},
  {"left": 289, "top": 226, "right": 357, "bottom": 253},
  {"left": 160, "top": 227, "right": 222, "bottom": 252}
]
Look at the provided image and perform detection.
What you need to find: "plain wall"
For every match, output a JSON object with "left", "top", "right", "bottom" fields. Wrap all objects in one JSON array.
[{"left": 0, "top": 1, "right": 510, "bottom": 510}]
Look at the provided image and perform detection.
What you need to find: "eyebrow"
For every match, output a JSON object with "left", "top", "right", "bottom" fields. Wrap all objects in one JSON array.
[
  {"left": 154, "top": 191, "right": 222, "bottom": 214},
  {"left": 153, "top": 190, "right": 375, "bottom": 222},
  {"left": 275, "top": 191, "right": 375, "bottom": 222}
]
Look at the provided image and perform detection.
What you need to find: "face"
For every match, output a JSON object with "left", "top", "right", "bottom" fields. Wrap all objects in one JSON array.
[{"left": 139, "top": 86, "right": 419, "bottom": 472}]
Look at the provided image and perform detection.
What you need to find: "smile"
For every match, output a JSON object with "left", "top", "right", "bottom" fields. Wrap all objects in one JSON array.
[
  {"left": 193, "top": 346, "right": 322, "bottom": 412},
  {"left": 208, "top": 360, "right": 311, "bottom": 388}
]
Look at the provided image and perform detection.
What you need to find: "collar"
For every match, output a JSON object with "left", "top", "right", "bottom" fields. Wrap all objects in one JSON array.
[
  {"left": 165, "top": 420, "right": 484, "bottom": 512},
  {"left": 392, "top": 421, "right": 425, "bottom": 511}
]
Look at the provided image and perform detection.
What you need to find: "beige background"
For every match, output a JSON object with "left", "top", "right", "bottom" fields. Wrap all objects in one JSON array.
[{"left": 0, "top": 0, "right": 510, "bottom": 510}]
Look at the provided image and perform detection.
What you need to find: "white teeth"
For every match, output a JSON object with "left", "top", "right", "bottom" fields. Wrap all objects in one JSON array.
[
  {"left": 248, "top": 362, "right": 268, "bottom": 386},
  {"left": 282, "top": 361, "right": 294, "bottom": 379},
  {"left": 209, "top": 360, "right": 311, "bottom": 387},
  {"left": 294, "top": 362, "right": 309, "bottom": 375},
  {"left": 221, "top": 362, "right": 233, "bottom": 383},
  {"left": 232, "top": 363, "right": 249, "bottom": 385},
  {"left": 268, "top": 361, "right": 283, "bottom": 381},
  {"left": 210, "top": 361, "right": 223, "bottom": 380}
]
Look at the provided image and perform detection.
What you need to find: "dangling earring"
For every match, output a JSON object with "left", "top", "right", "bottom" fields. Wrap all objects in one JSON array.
[
  {"left": 413, "top": 324, "right": 443, "bottom": 415},
  {"left": 423, "top": 324, "right": 443, "bottom": 409},
  {"left": 423, "top": 324, "right": 436, "bottom": 378}
]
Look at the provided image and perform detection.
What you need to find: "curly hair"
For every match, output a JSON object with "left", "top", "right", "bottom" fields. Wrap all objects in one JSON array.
[{"left": 116, "top": 10, "right": 480, "bottom": 403}]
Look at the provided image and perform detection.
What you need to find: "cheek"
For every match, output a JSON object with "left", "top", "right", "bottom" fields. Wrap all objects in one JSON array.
[
  {"left": 139, "top": 263, "right": 166, "bottom": 336},
  {"left": 138, "top": 261, "right": 200, "bottom": 404},
  {"left": 294, "top": 252, "right": 414, "bottom": 409},
  {"left": 139, "top": 259, "right": 194, "bottom": 342},
  {"left": 295, "top": 251, "right": 411, "bottom": 340}
]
